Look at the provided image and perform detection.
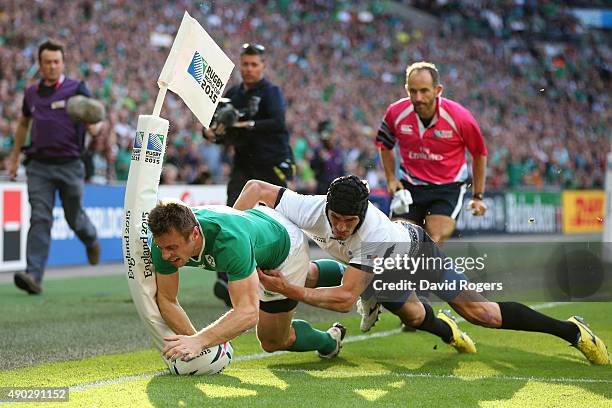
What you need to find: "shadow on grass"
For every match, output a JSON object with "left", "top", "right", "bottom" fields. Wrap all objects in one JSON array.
[{"left": 145, "top": 342, "right": 610, "bottom": 408}]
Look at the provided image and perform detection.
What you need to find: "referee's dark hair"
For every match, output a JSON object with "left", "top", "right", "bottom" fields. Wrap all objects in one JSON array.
[
  {"left": 38, "top": 40, "right": 65, "bottom": 62},
  {"left": 406, "top": 61, "right": 439, "bottom": 87}
]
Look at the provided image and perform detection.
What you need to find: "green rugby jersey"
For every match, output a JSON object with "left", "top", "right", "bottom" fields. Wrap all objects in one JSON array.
[{"left": 152, "top": 206, "right": 290, "bottom": 281}]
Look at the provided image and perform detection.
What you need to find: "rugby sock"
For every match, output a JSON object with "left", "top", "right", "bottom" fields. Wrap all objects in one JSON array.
[
  {"left": 288, "top": 319, "right": 337, "bottom": 354},
  {"left": 312, "top": 259, "right": 345, "bottom": 287},
  {"left": 418, "top": 303, "right": 453, "bottom": 343},
  {"left": 498, "top": 302, "right": 579, "bottom": 344}
]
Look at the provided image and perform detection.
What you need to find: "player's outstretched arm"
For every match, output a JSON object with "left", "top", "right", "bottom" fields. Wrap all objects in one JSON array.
[
  {"left": 202, "top": 271, "right": 260, "bottom": 344},
  {"left": 258, "top": 265, "right": 369, "bottom": 313},
  {"left": 162, "top": 271, "right": 260, "bottom": 361},
  {"left": 233, "top": 179, "right": 282, "bottom": 210},
  {"left": 156, "top": 272, "right": 197, "bottom": 335}
]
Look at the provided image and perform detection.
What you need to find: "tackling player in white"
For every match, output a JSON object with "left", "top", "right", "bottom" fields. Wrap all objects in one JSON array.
[{"left": 234, "top": 176, "right": 609, "bottom": 365}]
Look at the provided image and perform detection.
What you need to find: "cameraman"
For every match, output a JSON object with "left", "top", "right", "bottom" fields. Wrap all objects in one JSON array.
[{"left": 204, "top": 43, "right": 294, "bottom": 306}]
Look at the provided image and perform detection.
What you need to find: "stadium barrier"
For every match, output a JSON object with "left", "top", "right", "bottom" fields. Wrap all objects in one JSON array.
[
  {"left": 0, "top": 183, "right": 29, "bottom": 272},
  {"left": 0, "top": 182, "right": 227, "bottom": 270},
  {"left": 504, "top": 191, "right": 562, "bottom": 234},
  {"left": 371, "top": 190, "right": 563, "bottom": 235},
  {"left": 371, "top": 189, "right": 565, "bottom": 235},
  {"left": 456, "top": 191, "right": 563, "bottom": 235},
  {"left": 562, "top": 190, "right": 605, "bottom": 234}
]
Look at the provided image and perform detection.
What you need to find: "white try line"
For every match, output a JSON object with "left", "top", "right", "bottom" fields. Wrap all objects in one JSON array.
[
  {"left": 71, "top": 302, "right": 606, "bottom": 392},
  {"left": 227, "top": 367, "right": 612, "bottom": 385}
]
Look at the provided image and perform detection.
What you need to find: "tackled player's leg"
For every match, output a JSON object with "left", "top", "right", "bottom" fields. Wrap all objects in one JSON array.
[
  {"left": 257, "top": 304, "right": 297, "bottom": 352},
  {"left": 256, "top": 205, "right": 346, "bottom": 358},
  {"left": 257, "top": 302, "right": 345, "bottom": 358}
]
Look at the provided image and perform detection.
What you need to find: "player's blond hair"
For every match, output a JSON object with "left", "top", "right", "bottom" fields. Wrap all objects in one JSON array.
[{"left": 405, "top": 61, "right": 440, "bottom": 86}]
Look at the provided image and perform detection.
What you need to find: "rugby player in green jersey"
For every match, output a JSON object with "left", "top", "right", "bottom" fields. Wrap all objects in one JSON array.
[{"left": 148, "top": 199, "right": 346, "bottom": 362}]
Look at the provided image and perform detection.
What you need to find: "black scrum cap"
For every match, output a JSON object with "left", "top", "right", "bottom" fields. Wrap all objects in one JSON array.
[{"left": 326, "top": 175, "right": 370, "bottom": 232}]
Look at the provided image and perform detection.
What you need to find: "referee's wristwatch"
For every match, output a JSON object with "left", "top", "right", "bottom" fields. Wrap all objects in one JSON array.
[{"left": 472, "top": 192, "right": 484, "bottom": 201}]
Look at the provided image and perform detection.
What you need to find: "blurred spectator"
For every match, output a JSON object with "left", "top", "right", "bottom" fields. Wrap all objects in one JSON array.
[
  {"left": 190, "top": 163, "right": 213, "bottom": 185},
  {"left": 161, "top": 163, "right": 179, "bottom": 185},
  {"left": 310, "top": 120, "right": 345, "bottom": 194},
  {"left": 114, "top": 137, "right": 132, "bottom": 182},
  {"left": 83, "top": 133, "right": 115, "bottom": 184}
]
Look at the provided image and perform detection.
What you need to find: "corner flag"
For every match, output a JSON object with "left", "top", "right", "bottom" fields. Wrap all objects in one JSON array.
[{"left": 158, "top": 11, "right": 234, "bottom": 127}]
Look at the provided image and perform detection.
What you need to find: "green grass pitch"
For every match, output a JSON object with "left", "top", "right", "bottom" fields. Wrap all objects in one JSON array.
[{"left": 0, "top": 269, "right": 610, "bottom": 407}]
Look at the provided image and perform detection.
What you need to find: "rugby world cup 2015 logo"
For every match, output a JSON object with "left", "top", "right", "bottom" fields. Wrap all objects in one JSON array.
[
  {"left": 187, "top": 51, "right": 222, "bottom": 104},
  {"left": 188, "top": 51, "right": 208, "bottom": 85},
  {"left": 144, "top": 133, "right": 164, "bottom": 164},
  {"left": 132, "top": 131, "right": 144, "bottom": 161}
]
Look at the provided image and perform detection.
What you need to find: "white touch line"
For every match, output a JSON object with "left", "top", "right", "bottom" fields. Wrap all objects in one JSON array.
[
  {"left": 228, "top": 367, "right": 612, "bottom": 384},
  {"left": 71, "top": 371, "right": 167, "bottom": 391},
  {"left": 71, "top": 302, "right": 600, "bottom": 392}
]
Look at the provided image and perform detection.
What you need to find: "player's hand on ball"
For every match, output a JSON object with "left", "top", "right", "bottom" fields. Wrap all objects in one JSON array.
[
  {"left": 162, "top": 334, "right": 202, "bottom": 362},
  {"left": 468, "top": 199, "right": 487, "bottom": 216},
  {"left": 257, "top": 267, "right": 288, "bottom": 294}
]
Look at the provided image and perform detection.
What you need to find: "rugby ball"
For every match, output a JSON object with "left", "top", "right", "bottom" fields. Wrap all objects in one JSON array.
[{"left": 164, "top": 341, "right": 233, "bottom": 375}]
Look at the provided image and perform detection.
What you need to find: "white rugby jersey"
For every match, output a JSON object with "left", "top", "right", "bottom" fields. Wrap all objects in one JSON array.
[{"left": 275, "top": 189, "right": 419, "bottom": 270}]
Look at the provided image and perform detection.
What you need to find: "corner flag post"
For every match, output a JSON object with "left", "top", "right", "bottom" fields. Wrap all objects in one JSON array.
[{"left": 121, "top": 11, "right": 234, "bottom": 372}]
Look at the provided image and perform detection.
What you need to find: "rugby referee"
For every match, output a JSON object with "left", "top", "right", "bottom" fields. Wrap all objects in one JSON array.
[{"left": 376, "top": 61, "right": 487, "bottom": 244}]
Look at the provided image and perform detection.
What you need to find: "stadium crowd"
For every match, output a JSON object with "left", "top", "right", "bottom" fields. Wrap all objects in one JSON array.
[{"left": 0, "top": 0, "right": 609, "bottom": 192}]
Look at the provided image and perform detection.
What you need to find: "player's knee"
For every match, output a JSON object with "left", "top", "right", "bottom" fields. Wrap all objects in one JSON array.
[
  {"left": 259, "top": 341, "right": 278, "bottom": 353},
  {"left": 259, "top": 338, "right": 290, "bottom": 353},
  {"left": 388, "top": 300, "right": 423, "bottom": 328},
  {"left": 402, "top": 313, "right": 423, "bottom": 328},
  {"left": 464, "top": 304, "right": 501, "bottom": 328}
]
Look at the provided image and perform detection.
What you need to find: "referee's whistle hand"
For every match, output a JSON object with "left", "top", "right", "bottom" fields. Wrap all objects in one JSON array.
[
  {"left": 468, "top": 199, "right": 487, "bottom": 216},
  {"left": 387, "top": 179, "right": 403, "bottom": 195}
]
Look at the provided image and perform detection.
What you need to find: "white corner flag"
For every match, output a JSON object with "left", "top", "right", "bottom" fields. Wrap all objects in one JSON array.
[{"left": 158, "top": 11, "right": 234, "bottom": 127}]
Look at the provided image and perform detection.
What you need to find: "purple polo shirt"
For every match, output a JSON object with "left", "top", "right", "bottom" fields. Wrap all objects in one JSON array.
[{"left": 22, "top": 77, "right": 90, "bottom": 161}]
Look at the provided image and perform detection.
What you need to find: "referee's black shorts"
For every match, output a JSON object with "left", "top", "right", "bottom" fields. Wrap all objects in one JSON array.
[{"left": 391, "top": 180, "right": 467, "bottom": 225}]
